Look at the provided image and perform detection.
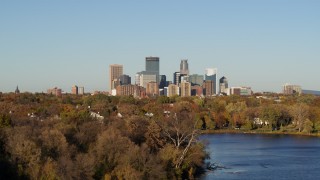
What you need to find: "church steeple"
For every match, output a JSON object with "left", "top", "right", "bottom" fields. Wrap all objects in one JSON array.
[{"left": 15, "top": 86, "right": 20, "bottom": 94}]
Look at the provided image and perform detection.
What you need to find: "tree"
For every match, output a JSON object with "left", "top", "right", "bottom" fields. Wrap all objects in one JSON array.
[{"left": 290, "top": 103, "right": 309, "bottom": 132}]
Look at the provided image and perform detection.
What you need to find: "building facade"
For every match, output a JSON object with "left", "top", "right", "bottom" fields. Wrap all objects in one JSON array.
[
  {"left": 283, "top": 84, "right": 302, "bottom": 95},
  {"left": 109, "top": 64, "right": 123, "bottom": 91},
  {"left": 71, "top": 85, "right": 78, "bottom": 95},
  {"left": 205, "top": 68, "right": 217, "bottom": 95},
  {"left": 167, "top": 84, "right": 179, "bottom": 97},
  {"left": 180, "top": 59, "right": 189, "bottom": 75},
  {"left": 116, "top": 84, "right": 146, "bottom": 97},
  {"left": 190, "top": 74, "right": 204, "bottom": 86},
  {"left": 219, "top": 76, "right": 228, "bottom": 94},
  {"left": 203, "top": 80, "right": 215, "bottom": 97},
  {"left": 173, "top": 72, "right": 181, "bottom": 85},
  {"left": 47, "top": 87, "right": 62, "bottom": 96},
  {"left": 79, "top": 87, "right": 84, "bottom": 95},
  {"left": 119, "top": 74, "right": 131, "bottom": 85},
  {"left": 146, "top": 81, "right": 159, "bottom": 96},
  {"left": 145, "top": 56, "right": 160, "bottom": 83},
  {"left": 180, "top": 81, "right": 191, "bottom": 97},
  {"left": 230, "top": 87, "right": 252, "bottom": 96}
]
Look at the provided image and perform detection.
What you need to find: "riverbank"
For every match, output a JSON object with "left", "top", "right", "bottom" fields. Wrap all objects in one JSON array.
[{"left": 202, "top": 129, "right": 320, "bottom": 137}]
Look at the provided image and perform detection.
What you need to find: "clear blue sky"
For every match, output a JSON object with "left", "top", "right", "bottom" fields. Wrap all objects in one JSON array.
[{"left": 1, "top": 0, "right": 319, "bottom": 93}]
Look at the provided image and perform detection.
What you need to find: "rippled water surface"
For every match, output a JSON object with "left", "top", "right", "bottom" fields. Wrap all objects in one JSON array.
[{"left": 201, "top": 134, "right": 320, "bottom": 180}]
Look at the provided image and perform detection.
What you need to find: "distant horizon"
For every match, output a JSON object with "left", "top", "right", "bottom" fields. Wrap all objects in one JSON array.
[{"left": 1, "top": 1, "right": 319, "bottom": 93}]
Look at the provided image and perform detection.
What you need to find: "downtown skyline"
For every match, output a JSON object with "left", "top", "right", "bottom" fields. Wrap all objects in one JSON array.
[{"left": 1, "top": 1, "right": 320, "bottom": 93}]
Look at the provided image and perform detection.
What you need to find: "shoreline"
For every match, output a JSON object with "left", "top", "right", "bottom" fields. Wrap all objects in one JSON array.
[{"left": 201, "top": 129, "right": 320, "bottom": 137}]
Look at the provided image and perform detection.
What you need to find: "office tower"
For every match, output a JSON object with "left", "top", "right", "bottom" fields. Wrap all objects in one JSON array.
[
  {"left": 167, "top": 84, "right": 179, "bottom": 97},
  {"left": 205, "top": 68, "right": 217, "bottom": 95},
  {"left": 135, "top": 72, "right": 141, "bottom": 85},
  {"left": 190, "top": 74, "right": 204, "bottom": 86},
  {"left": 145, "top": 56, "right": 160, "bottom": 83},
  {"left": 283, "top": 84, "right": 302, "bottom": 95},
  {"left": 109, "top": 64, "right": 123, "bottom": 90},
  {"left": 47, "top": 87, "right": 62, "bottom": 96},
  {"left": 136, "top": 71, "right": 157, "bottom": 88},
  {"left": 79, "top": 87, "right": 84, "bottom": 95},
  {"left": 191, "top": 85, "right": 203, "bottom": 96},
  {"left": 219, "top": 76, "right": 228, "bottom": 94},
  {"left": 119, "top": 74, "right": 131, "bottom": 85},
  {"left": 180, "top": 75, "right": 189, "bottom": 83},
  {"left": 146, "top": 81, "right": 159, "bottom": 96},
  {"left": 159, "top": 75, "right": 167, "bottom": 89},
  {"left": 203, "top": 80, "right": 215, "bottom": 97},
  {"left": 180, "top": 59, "right": 189, "bottom": 75},
  {"left": 180, "top": 81, "right": 191, "bottom": 97},
  {"left": 71, "top": 85, "right": 78, "bottom": 95},
  {"left": 173, "top": 72, "right": 181, "bottom": 85}
]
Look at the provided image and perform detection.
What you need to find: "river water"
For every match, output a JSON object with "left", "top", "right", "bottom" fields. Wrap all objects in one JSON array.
[{"left": 201, "top": 133, "right": 320, "bottom": 180}]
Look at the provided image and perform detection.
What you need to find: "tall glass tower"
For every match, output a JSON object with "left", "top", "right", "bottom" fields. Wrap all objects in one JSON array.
[
  {"left": 205, "top": 68, "right": 217, "bottom": 95},
  {"left": 180, "top": 59, "right": 189, "bottom": 75},
  {"left": 145, "top": 56, "right": 160, "bottom": 83}
]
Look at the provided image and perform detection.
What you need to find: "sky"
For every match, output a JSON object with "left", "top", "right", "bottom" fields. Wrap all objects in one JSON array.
[{"left": 0, "top": 0, "right": 319, "bottom": 93}]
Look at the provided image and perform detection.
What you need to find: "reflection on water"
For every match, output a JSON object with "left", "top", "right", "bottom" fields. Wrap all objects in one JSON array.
[{"left": 201, "top": 134, "right": 320, "bottom": 180}]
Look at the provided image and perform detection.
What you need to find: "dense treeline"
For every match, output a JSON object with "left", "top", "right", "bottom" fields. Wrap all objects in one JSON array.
[
  {"left": 0, "top": 93, "right": 206, "bottom": 180},
  {"left": 1, "top": 93, "right": 320, "bottom": 179}
]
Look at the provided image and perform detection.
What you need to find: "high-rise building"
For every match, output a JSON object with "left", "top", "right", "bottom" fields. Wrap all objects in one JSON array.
[
  {"left": 168, "top": 84, "right": 179, "bottom": 97},
  {"left": 47, "top": 87, "right": 62, "bottom": 96},
  {"left": 190, "top": 74, "right": 204, "bottom": 86},
  {"left": 180, "top": 82, "right": 191, "bottom": 97},
  {"left": 180, "top": 75, "right": 189, "bottom": 83},
  {"left": 109, "top": 64, "right": 123, "bottom": 91},
  {"left": 205, "top": 68, "right": 217, "bottom": 95},
  {"left": 219, "top": 76, "right": 228, "bottom": 94},
  {"left": 71, "top": 85, "right": 78, "bottom": 95},
  {"left": 203, "top": 80, "right": 215, "bottom": 97},
  {"left": 191, "top": 85, "right": 203, "bottom": 96},
  {"left": 145, "top": 56, "right": 160, "bottom": 83},
  {"left": 146, "top": 81, "right": 159, "bottom": 96},
  {"left": 173, "top": 72, "right": 181, "bottom": 85},
  {"left": 159, "top": 75, "right": 166, "bottom": 89},
  {"left": 119, "top": 74, "right": 131, "bottom": 85},
  {"left": 79, "top": 87, "right": 84, "bottom": 95},
  {"left": 283, "top": 84, "right": 302, "bottom": 95},
  {"left": 136, "top": 71, "right": 157, "bottom": 88},
  {"left": 180, "top": 59, "right": 189, "bottom": 75}
]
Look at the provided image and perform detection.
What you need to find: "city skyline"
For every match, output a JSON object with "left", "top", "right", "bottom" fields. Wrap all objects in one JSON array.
[{"left": 1, "top": 1, "right": 320, "bottom": 93}]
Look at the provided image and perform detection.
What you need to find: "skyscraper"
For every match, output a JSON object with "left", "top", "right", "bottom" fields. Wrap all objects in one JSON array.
[
  {"left": 109, "top": 64, "right": 123, "bottom": 91},
  {"left": 71, "top": 85, "right": 78, "bottom": 95},
  {"left": 190, "top": 74, "right": 204, "bottom": 86},
  {"left": 180, "top": 59, "right": 189, "bottom": 75},
  {"left": 203, "top": 80, "right": 215, "bottom": 97},
  {"left": 219, "top": 76, "right": 228, "bottom": 94},
  {"left": 205, "top": 68, "right": 217, "bottom": 95},
  {"left": 119, "top": 74, "right": 131, "bottom": 85},
  {"left": 79, "top": 87, "right": 84, "bottom": 95},
  {"left": 173, "top": 72, "right": 181, "bottom": 85},
  {"left": 180, "top": 81, "right": 191, "bottom": 97},
  {"left": 159, "top": 75, "right": 167, "bottom": 89},
  {"left": 136, "top": 71, "right": 157, "bottom": 88},
  {"left": 168, "top": 84, "right": 179, "bottom": 97},
  {"left": 145, "top": 56, "right": 160, "bottom": 83},
  {"left": 146, "top": 81, "right": 159, "bottom": 96}
]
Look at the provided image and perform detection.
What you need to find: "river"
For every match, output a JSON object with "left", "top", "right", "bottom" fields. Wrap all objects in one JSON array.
[{"left": 201, "top": 133, "right": 320, "bottom": 180}]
